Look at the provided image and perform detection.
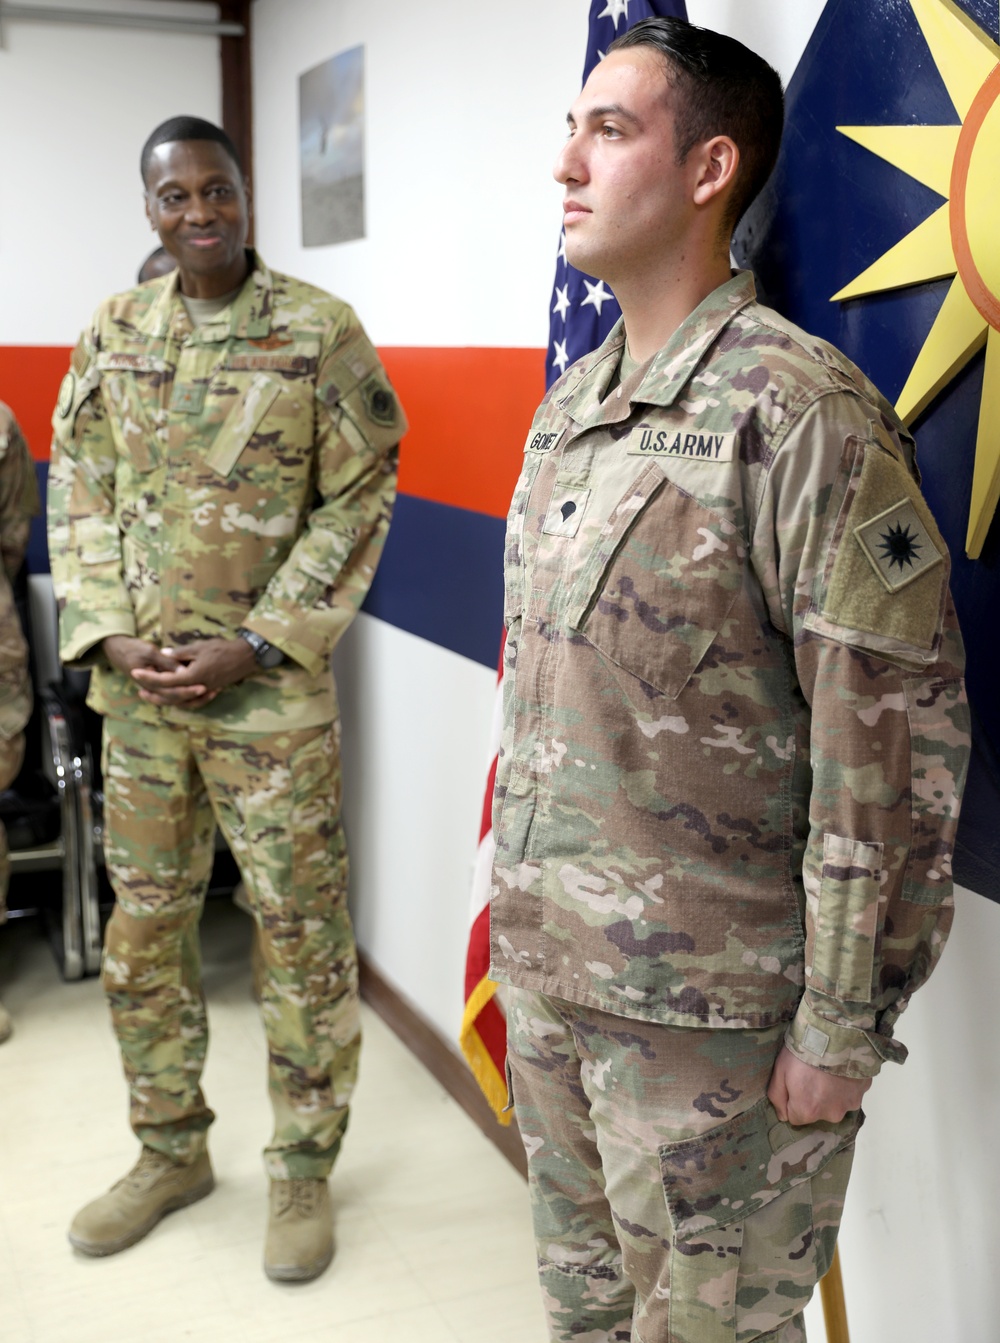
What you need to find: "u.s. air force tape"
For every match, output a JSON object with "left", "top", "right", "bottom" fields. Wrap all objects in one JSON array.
[{"left": 627, "top": 428, "right": 736, "bottom": 461}]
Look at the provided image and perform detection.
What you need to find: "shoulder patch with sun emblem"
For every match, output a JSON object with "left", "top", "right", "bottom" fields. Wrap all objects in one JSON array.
[{"left": 854, "top": 498, "right": 943, "bottom": 593}]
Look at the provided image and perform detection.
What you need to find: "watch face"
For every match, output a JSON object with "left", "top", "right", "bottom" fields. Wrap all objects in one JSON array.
[{"left": 256, "top": 641, "right": 285, "bottom": 669}]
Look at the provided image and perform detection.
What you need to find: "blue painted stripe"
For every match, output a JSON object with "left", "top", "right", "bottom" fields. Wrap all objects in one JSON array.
[
  {"left": 28, "top": 462, "right": 50, "bottom": 575},
  {"left": 31, "top": 472, "right": 505, "bottom": 671},
  {"left": 363, "top": 493, "right": 504, "bottom": 669}
]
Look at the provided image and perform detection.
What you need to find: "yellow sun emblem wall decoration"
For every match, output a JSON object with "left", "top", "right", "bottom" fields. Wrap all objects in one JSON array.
[{"left": 832, "top": 0, "right": 1000, "bottom": 557}]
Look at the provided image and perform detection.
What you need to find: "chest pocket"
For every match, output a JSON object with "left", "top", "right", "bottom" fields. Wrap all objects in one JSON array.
[
  {"left": 205, "top": 372, "right": 283, "bottom": 477},
  {"left": 504, "top": 454, "right": 543, "bottom": 628},
  {"left": 566, "top": 462, "right": 744, "bottom": 700},
  {"left": 101, "top": 370, "right": 160, "bottom": 474}
]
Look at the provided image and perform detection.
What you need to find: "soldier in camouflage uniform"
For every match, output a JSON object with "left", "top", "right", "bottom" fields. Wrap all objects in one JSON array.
[
  {"left": 0, "top": 404, "right": 40, "bottom": 1045},
  {"left": 490, "top": 20, "right": 970, "bottom": 1343},
  {"left": 47, "top": 117, "right": 404, "bottom": 1280}
]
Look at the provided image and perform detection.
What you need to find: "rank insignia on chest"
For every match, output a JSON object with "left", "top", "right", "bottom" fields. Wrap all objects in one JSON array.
[
  {"left": 542, "top": 486, "right": 590, "bottom": 538},
  {"left": 627, "top": 428, "right": 737, "bottom": 461},
  {"left": 853, "top": 498, "right": 944, "bottom": 593},
  {"left": 169, "top": 382, "right": 209, "bottom": 415}
]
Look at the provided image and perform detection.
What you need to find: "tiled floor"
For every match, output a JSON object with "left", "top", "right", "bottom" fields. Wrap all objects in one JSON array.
[{"left": 0, "top": 901, "right": 547, "bottom": 1343}]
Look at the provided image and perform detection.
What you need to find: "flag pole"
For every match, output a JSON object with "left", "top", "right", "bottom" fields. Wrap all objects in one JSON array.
[{"left": 819, "top": 1247, "right": 850, "bottom": 1343}]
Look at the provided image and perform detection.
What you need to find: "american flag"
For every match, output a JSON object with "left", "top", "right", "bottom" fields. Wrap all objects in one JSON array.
[{"left": 460, "top": 0, "right": 690, "bottom": 1120}]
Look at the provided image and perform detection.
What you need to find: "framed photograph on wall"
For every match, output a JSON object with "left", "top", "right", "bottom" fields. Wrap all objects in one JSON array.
[{"left": 299, "top": 44, "right": 365, "bottom": 247}]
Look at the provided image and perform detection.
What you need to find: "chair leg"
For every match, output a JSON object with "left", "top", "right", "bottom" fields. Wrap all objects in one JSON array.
[
  {"left": 75, "top": 750, "right": 102, "bottom": 975},
  {"left": 43, "top": 695, "right": 84, "bottom": 981},
  {"left": 819, "top": 1245, "right": 851, "bottom": 1343}
]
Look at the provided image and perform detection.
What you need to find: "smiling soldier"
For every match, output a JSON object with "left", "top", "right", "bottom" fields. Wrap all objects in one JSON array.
[
  {"left": 48, "top": 116, "right": 404, "bottom": 1281},
  {"left": 490, "top": 19, "right": 970, "bottom": 1343}
]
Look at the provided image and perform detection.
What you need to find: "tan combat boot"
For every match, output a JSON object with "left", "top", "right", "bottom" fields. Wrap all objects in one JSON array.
[
  {"left": 0, "top": 998, "right": 11, "bottom": 1044},
  {"left": 68, "top": 1147, "right": 214, "bottom": 1256},
  {"left": 264, "top": 1178, "right": 333, "bottom": 1282}
]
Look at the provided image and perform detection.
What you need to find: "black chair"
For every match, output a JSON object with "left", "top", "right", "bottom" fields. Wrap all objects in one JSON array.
[{"left": 4, "top": 573, "right": 102, "bottom": 979}]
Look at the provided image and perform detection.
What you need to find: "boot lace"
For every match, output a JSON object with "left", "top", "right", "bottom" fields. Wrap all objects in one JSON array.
[{"left": 273, "top": 1179, "right": 322, "bottom": 1218}]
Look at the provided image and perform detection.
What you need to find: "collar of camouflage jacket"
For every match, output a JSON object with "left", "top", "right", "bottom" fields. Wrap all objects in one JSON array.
[
  {"left": 556, "top": 269, "right": 758, "bottom": 426},
  {"left": 136, "top": 249, "right": 274, "bottom": 343}
]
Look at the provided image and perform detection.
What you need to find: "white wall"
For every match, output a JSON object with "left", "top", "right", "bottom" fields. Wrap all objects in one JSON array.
[
  {"left": 249, "top": 4, "right": 1000, "bottom": 1341},
  {"left": 252, "top": 0, "right": 586, "bottom": 1044},
  {"left": 332, "top": 617, "right": 497, "bottom": 1042},
  {"left": 0, "top": 0, "right": 221, "bottom": 344},
  {"left": 252, "top": 0, "right": 584, "bottom": 348}
]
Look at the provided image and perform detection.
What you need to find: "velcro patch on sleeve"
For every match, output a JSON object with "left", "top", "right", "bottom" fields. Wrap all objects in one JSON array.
[
  {"left": 821, "top": 444, "right": 948, "bottom": 652},
  {"left": 52, "top": 358, "right": 102, "bottom": 443}
]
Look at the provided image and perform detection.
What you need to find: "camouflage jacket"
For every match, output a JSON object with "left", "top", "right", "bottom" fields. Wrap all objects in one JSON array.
[
  {"left": 0, "top": 402, "right": 39, "bottom": 739},
  {"left": 47, "top": 255, "right": 404, "bottom": 732},
  {"left": 489, "top": 271, "right": 969, "bottom": 1079}
]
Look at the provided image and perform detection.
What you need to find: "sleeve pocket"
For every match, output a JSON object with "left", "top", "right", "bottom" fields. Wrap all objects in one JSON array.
[
  {"left": 566, "top": 464, "right": 743, "bottom": 700},
  {"left": 809, "top": 834, "right": 882, "bottom": 1002}
]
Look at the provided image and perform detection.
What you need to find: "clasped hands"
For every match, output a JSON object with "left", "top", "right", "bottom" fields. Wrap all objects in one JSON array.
[{"left": 102, "top": 634, "right": 258, "bottom": 710}]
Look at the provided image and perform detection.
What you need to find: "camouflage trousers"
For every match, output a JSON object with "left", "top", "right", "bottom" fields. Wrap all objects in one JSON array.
[
  {"left": 0, "top": 731, "right": 25, "bottom": 923},
  {"left": 101, "top": 716, "right": 359, "bottom": 1180},
  {"left": 507, "top": 989, "right": 859, "bottom": 1343}
]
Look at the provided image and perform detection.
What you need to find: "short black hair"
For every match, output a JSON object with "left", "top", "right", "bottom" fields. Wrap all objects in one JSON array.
[
  {"left": 140, "top": 115, "right": 243, "bottom": 185},
  {"left": 608, "top": 17, "right": 784, "bottom": 229}
]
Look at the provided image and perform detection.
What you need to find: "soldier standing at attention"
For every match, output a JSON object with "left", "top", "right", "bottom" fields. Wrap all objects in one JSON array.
[
  {"left": 48, "top": 116, "right": 404, "bottom": 1282},
  {"left": 0, "top": 403, "right": 40, "bottom": 1045},
  {"left": 490, "top": 19, "right": 969, "bottom": 1342}
]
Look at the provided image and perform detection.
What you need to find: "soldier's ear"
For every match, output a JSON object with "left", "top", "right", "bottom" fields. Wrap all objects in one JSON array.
[
  {"left": 144, "top": 191, "right": 155, "bottom": 230},
  {"left": 692, "top": 136, "right": 739, "bottom": 208}
]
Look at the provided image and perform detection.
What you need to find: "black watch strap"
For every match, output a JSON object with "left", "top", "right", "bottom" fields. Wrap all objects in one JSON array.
[{"left": 236, "top": 627, "right": 285, "bottom": 669}]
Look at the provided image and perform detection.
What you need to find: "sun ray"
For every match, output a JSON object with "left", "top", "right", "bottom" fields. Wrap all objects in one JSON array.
[
  {"left": 909, "top": 0, "right": 1000, "bottom": 119},
  {"left": 967, "top": 327, "right": 1000, "bottom": 556},
  {"left": 836, "top": 125, "right": 960, "bottom": 196},
  {"left": 832, "top": 204, "right": 956, "bottom": 301},
  {"left": 896, "top": 275, "right": 987, "bottom": 424}
]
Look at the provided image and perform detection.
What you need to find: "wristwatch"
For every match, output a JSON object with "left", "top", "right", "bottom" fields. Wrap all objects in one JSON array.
[{"left": 236, "top": 627, "right": 285, "bottom": 669}]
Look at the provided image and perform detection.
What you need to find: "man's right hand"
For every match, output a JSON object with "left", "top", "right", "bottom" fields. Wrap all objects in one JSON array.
[{"left": 101, "top": 636, "right": 209, "bottom": 703}]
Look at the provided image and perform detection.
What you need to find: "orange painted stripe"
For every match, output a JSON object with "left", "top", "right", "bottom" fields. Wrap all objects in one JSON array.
[
  {"left": 380, "top": 347, "right": 544, "bottom": 519},
  {"left": 0, "top": 346, "right": 72, "bottom": 461},
  {"left": 0, "top": 344, "right": 545, "bottom": 518}
]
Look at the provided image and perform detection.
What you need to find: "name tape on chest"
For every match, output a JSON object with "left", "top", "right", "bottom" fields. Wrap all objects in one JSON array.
[
  {"left": 525, "top": 429, "right": 565, "bottom": 455},
  {"left": 627, "top": 428, "right": 737, "bottom": 462}
]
